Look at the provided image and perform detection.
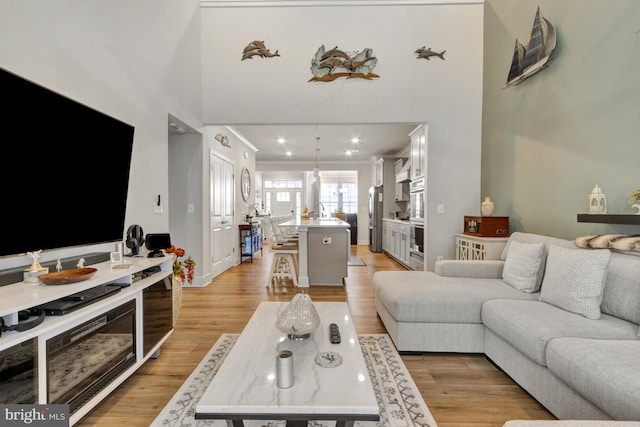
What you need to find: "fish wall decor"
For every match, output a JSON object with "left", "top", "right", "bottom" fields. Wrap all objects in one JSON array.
[
  {"left": 309, "top": 45, "right": 379, "bottom": 82},
  {"left": 415, "top": 47, "right": 446, "bottom": 61},
  {"left": 241, "top": 40, "right": 280, "bottom": 60}
]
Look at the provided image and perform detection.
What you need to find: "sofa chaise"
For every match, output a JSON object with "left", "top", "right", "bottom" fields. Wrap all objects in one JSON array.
[{"left": 373, "top": 232, "right": 640, "bottom": 421}]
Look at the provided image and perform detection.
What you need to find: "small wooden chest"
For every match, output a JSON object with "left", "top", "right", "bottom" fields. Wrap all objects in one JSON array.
[{"left": 463, "top": 216, "right": 509, "bottom": 237}]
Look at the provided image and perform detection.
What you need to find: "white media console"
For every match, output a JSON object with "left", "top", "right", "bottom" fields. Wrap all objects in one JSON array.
[{"left": 0, "top": 255, "right": 176, "bottom": 425}]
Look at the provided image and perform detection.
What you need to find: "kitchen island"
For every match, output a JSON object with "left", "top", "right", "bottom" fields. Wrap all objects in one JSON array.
[{"left": 278, "top": 217, "right": 350, "bottom": 287}]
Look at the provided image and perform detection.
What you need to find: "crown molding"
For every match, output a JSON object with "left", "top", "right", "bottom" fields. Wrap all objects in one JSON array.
[{"left": 201, "top": 0, "right": 483, "bottom": 8}]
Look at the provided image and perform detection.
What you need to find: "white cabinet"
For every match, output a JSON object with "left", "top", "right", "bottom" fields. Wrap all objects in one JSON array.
[
  {"left": 397, "top": 223, "right": 410, "bottom": 265},
  {"left": 0, "top": 256, "right": 174, "bottom": 425},
  {"left": 455, "top": 233, "right": 509, "bottom": 260},
  {"left": 382, "top": 220, "right": 391, "bottom": 253},
  {"left": 374, "top": 157, "right": 384, "bottom": 186},
  {"left": 409, "top": 125, "right": 426, "bottom": 179},
  {"left": 382, "top": 219, "right": 410, "bottom": 268}
]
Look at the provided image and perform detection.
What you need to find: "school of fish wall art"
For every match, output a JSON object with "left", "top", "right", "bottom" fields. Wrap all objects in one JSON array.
[
  {"left": 309, "top": 45, "right": 379, "bottom": 82},
  {"left": 240, "top": 41, "right": 447, "bottom": 82}
]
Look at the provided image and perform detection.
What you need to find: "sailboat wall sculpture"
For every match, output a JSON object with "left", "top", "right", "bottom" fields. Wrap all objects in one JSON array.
[{"left": 506, "top": 7, "right": 556, "bottom": 87}]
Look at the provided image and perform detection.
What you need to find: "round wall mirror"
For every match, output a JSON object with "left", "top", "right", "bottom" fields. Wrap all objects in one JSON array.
[{"left": 241, "top": 167, "right": 251, "bottom": 201}]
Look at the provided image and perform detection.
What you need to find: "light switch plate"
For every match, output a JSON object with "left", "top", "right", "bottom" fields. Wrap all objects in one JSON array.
[{"left": 153, "top": 195, "right": 163, "bottom": 214}]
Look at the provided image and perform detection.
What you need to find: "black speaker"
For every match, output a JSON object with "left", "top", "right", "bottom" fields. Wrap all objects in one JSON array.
[
  {"left": 125, "top": 224, "right": 144, "bottom": 256},
  {"left": 145, "top": 233, "right": 172, "bottom": 258}
]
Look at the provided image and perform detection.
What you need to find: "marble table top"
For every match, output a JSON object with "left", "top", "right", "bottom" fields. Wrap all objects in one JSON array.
[{"left": 195, "top": 301, "right": 378, "bottom": 421}]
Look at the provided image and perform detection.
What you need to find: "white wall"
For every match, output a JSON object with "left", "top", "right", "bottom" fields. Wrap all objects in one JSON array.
[
  {"left": 0, "top": 0, "right": 203, "bottom": 269},
  {"left": 0, "top": 1, "right": 484, "bottom": 274},
  {"left": 203, "top": 2, "right": 485, "bottom": 268}
]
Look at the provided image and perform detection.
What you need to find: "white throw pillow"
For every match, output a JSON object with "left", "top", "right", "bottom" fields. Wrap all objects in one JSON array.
[
  {"left": 502, "top": 240, "right": 547, "bottom": 293},
  {"left": 539, "top": 244, "right": 611, "bottom": 319}
]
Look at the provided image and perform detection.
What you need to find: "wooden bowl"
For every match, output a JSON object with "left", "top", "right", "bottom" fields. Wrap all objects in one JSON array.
[{"left": 39, "top": 267, "right": 98, "bottom": 285}]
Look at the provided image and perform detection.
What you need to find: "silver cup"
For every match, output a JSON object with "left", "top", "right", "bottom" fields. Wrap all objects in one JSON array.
[{"left": 276, "top": 350, "right": 294, "bottom": 388}]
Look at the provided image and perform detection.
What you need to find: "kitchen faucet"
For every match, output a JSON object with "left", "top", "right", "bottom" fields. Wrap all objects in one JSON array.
[{"left": 310, "top": 202, "right": 325, "bottom": 218}]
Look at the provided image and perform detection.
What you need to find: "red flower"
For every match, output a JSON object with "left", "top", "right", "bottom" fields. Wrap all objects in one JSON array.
[{"left": 165, "top": 245, "right": 195, "bottom": 285}]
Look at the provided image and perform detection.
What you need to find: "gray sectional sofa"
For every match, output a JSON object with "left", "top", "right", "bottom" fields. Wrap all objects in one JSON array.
[{"left": 373, "top": 232, "right": 640, "bottom": 422}]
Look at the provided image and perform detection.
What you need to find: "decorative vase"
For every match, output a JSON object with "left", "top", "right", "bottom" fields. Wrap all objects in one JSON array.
[
  {"left": 276, "top": 293, "right": 320, "bottom": 340},
  {"left": 172, "top": 276, "right": 183, "bottom": 327},
  {"left": 481, "top": 197, "right": 495, "bottom": 216},
  {"left": 632, "top": 204, "right": 640, "bottom": 215}
]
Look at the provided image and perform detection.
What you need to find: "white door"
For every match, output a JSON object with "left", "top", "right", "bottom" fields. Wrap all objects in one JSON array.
[
  {"left": 267, "top": 189, "right": 299, "bottom": 217},
  {"left": 210, "top": 152, "right": 234, "bottom": 279}
]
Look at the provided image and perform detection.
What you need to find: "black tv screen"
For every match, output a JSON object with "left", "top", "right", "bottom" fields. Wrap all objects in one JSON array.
[{"left": 0, "top": 67, "right": 134, "bottom": 257}]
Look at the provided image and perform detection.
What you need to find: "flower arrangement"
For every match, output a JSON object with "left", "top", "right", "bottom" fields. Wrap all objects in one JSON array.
[
  {"left": 628, "top": 188, "right": 640, "bottom": 205},
  {"left": 165, "top": 245, "right": 195, "bottom": 285},
  {"left": 244, "top": 203, "right": 259, "bottom": 221}
]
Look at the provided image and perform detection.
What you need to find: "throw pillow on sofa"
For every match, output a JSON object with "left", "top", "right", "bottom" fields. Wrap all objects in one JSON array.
[
  {"left": 502, "top": 240, "right": 546, "bottom": 293},
  {"left": 539, "top": 244, "right": 611, "bottom": 319}
]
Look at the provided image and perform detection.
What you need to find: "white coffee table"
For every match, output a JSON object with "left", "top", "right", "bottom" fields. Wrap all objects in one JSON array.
[{"left": 195, "top": 301, "right": 379, "bottom": 427}]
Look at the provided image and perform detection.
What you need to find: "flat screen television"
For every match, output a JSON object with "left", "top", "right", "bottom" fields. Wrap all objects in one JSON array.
[{"left": 0, "top": 67, "right": 135, "bottom": 258}]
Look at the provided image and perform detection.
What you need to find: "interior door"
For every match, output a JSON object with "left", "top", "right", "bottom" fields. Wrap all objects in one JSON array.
[
  {"left": 267, "top": 189, "right": 298, "bottom": 217},
  {"left": 210, "top": 152, "right": 234, "bottom": 279}
]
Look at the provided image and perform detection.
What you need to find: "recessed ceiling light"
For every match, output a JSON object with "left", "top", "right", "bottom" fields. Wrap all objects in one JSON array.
[
  {"left": 351, "top": 137, "right": 360, "bottom": 143},
  {"left": 346, "top": 150, "right": 352, "bottom": 156},
  {"left": 278, "top": 138, "right": 286, "bottom": 143},
  {"left": 286, "top": 151, "right": 292, "bottom": 156}
]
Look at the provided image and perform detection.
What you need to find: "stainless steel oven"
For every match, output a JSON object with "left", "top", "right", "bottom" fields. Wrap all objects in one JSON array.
[
  {"left": 409, "top": 177, "right": 425, "bottom": 224},
  {"left": 409, "top": 223, "right": 424, "bottom": 270},
  {"left": 46, "top": 300, "right": 136, "bottom": 414}
]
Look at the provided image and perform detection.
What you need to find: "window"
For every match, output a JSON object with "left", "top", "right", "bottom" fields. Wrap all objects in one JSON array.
[
  {"left": 276, "top": 192, "right": 290, "bottom": 202},
  {"left": 265, "top": 192, "right": 271, "bottom": 214},
  {"left": 264, "top": 180, "right": 302, "bottom": 189},
  {"left": 319, "top": 171, "right": 357, "bottom": 214}
]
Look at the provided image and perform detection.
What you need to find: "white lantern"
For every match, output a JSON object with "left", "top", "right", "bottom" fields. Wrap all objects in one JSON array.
[{"left": 588, "top": 185, "right": 607, "bottom": 214}]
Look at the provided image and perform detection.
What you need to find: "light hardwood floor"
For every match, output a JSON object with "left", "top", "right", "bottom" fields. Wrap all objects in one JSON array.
[{"left": 78, "top": 244, "right": 555, "bottom": 427}]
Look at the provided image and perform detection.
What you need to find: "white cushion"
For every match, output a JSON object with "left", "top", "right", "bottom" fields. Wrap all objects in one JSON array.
[
  {"left": 539, "top": 244, "right": 611, "bottom": 319},
  {"left": 502, "top": 240, "right": 546, "bottom": 293}
]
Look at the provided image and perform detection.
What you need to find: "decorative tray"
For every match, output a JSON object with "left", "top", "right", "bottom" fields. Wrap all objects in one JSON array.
[
  {"left": 314, "top": 351, "right": 342, "bottom": 368},
  {"left": 39, "top": 267, "right": 98, "bottom": 285}
]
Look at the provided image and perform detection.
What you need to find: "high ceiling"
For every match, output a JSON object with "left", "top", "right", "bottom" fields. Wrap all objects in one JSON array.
[{"left": 230, "top": 124, "right": 420, "bottom": 163}]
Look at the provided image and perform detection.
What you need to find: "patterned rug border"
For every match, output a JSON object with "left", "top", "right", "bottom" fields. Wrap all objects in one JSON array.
[{"left": 151, "top": 333, "right": 437, "bottom": 427}]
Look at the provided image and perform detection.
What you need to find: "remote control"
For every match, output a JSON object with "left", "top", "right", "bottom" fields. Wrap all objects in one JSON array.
[{"left": 329, "top": 323, "right": 341, "bottom": 344}]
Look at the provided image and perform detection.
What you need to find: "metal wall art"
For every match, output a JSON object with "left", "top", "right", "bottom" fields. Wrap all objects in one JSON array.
[
  {"left": 242, "top": 40, "right": 280, "bottom": 60},
  {"left": 415, "top": 47, "right": 446, "bottom": 61},
  {"left": 506, "top": 6, "right": 556, "bottom": 87},
  {"left": 309, "top": 45, "right": 378, "bottom": 82},
  {"left": 215, "top": 133, "right": 230, "bottom": 148}
]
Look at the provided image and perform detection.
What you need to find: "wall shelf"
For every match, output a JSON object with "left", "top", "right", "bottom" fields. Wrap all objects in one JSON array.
[{"left": 576, "top": 214, "right": 640, "bottom": 225}]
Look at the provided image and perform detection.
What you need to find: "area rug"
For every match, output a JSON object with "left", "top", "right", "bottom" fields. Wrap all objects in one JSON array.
[
  {"left": 348, "top": 256, "right": 367, "bottom": 266},
  {"left": 151, "top": 334, "right": 437, "bottom": 427}
]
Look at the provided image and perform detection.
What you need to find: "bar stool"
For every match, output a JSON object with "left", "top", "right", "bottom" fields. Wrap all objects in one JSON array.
[{"left": 268, "top": 235, "right": 298, "bottom": 287}]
